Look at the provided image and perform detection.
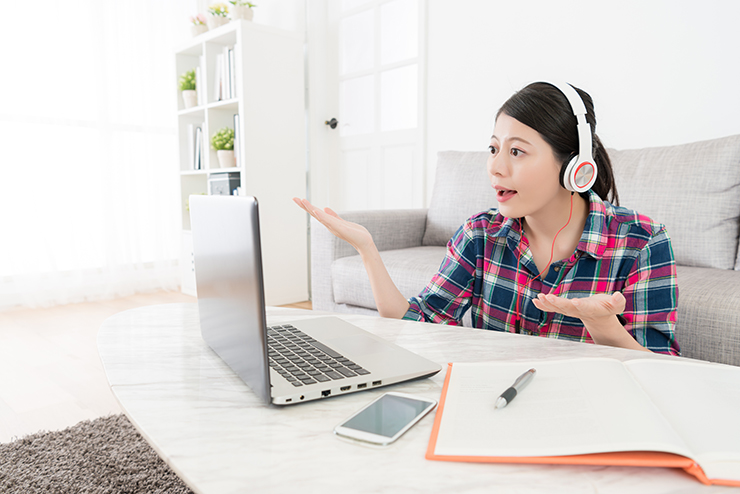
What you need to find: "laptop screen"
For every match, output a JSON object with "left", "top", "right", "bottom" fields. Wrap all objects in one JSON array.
[{"left": 189, "top": 195, "right": 271, "bottom": 403}]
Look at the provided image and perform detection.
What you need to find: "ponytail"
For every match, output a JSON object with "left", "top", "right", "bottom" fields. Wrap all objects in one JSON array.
[{"left": 591, "top": 134, "right": 619, "bottom": 206}]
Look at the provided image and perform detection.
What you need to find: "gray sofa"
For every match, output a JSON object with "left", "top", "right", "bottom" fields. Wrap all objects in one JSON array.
[{"left": 311, "top": 134, "right": 740, "bottom": 367}]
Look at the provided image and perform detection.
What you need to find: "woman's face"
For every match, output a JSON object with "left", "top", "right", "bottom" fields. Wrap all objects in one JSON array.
[{"left": 487, "top": 113, "right": 569, "bottom": 220}]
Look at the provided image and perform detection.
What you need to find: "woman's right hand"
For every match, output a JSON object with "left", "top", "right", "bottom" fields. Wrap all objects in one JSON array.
[
  {"left": 294, "top": 197, "right": 410, "bottom": 319},
  {"left": 293, "top": 198, "right": 374, "bottom": 253}
]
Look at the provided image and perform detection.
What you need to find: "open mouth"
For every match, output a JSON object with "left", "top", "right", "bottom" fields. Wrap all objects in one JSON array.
[{"left": 495, "top": 187, "right": 517, "bottom": 202}]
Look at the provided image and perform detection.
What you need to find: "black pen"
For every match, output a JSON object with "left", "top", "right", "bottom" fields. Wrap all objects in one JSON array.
[{"left": 495, "top": 368, "right": 536, "bottom": 409}]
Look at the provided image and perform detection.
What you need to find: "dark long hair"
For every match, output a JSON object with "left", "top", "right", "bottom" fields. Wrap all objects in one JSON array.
[{"left": 497, "top": 82, "right": 619, "bottom": 206}]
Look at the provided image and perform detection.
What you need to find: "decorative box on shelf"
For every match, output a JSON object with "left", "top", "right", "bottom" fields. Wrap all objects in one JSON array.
[{"left": 208, "top": 172, "right": 241, "bottom": 196}]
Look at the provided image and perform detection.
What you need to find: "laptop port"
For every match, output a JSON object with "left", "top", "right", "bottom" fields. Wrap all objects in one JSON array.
[
  {"left": 340, "top": 385, "right": 351, "bottom": 392},
  {"left": 286, "top": 398, "right": 292, "bottom": 403},
  {"left": 321, "top": 390, "right": 331, "bottom": 397},
  {"left": 372, "top": 380, "right": 382, "bottom": 386},
  {"left": 357, "top": 383, "right": 367, "bottom": 389}
]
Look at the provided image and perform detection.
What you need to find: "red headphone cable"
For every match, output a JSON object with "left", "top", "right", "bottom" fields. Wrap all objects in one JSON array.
[{"left": 514, "top": 192, "right": 575, "bottom": 333}]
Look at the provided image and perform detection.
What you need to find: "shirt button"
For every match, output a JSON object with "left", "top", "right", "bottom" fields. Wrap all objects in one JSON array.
[{"left": 553, "top": 266, "right": 560, "bottom": 272}]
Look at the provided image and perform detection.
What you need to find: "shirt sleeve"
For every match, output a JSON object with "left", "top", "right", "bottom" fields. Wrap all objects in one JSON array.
[
  {"left": 621, "top": 225, "right": 680, "bottom": 355},
  {"left": 403, "top": 222, "right": 479, "bottom": 325}
]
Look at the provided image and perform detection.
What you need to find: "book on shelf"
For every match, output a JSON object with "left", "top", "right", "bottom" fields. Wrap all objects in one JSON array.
[
  {"left": 223, "top": 46, "right": 231, "bottom": 100},
  {"left": 213, "top": 54, "right": 223, "bottom": 101},
  {"left": 195, "top": 63, "right": 203, "bottom": 106},
  {"left": 213, "top": 46, "right": 236, "bottom": 102},
  {"left": 426, "top": 357, "right": 740, "bottom": 486},
  {"left": 228, "top": 47, "right": 236, "bottom": 99},
  {"left": 233, "top": 113, "right": 240, "bottom": 168},
  {"left": 194, "top": 126, "right": 203, "bottom": 170},
  {"left": 187, "top": 124, "right": 195, "bottom": 170}
]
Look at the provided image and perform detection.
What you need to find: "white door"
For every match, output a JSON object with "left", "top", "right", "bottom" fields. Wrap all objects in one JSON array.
[{"left": 307, "top": 0, "right": 426, "bottom": 211}]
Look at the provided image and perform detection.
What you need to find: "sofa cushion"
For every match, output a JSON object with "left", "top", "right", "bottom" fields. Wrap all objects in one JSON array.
[
  {"left": 332, "top": 246, "right": 447, "bottom": 309},
  {"left": 609, "top": 134, "right": 740, "bottom": 270},
  {"left": 422, "top": 151, "right": 498, "bottom": 246}
]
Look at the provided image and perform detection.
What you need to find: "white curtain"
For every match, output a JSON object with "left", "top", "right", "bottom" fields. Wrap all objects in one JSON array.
[{"left": 0, "top": 0, "right": 196, "bottom": 309}]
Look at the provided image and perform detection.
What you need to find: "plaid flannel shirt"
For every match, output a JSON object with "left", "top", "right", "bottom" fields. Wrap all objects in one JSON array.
[{"left": 404, "top": 190, "right": 680, "bottom": 355}]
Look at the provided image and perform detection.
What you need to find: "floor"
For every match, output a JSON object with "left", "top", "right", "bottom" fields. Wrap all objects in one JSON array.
[{"left": 0, "top": 291, "right": 311, "bottom": 443}]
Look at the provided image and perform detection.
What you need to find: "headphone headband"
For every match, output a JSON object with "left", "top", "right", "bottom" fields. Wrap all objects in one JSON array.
[{"left": 540, "top": 80, "right": 597, "bottom": 193}]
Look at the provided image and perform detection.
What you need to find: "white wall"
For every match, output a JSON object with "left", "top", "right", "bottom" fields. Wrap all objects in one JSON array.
[
  {"left": 425, "top": 0, "right": 740, "bottom": 202},
  {"left": 248, "top": 0, "right": 305, "bottom": 35}
]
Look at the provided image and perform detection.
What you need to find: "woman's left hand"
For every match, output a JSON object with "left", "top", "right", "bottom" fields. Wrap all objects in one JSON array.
[
  {"left": 533, "top": 292, "right": 650, "bottom": 352},
  {"left": 532, "top": 292, "right": 626, "bottom": 325}
]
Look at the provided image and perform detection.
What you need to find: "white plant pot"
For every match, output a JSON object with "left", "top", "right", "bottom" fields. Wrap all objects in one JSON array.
[
  {"left": 217, "top": 150, "right": 235, "bottom": 168},
  {"left": 181, "top": 90, "right": 198, "bottom": 109},
  {"left": 207, "top": 14, "right": 229, "bottom": 29},
  {"left": 231, "top": 6, "right": 254, "bottom": 21},
  {"left": 191, "top": 24, "right": 208, "bottom": 37}
]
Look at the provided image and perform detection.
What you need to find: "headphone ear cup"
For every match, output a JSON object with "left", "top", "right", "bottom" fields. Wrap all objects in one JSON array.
[
  {"left": 566, "top": 158, "right": 598, "bottom": 193},
  {"left": 560, "top": 155, "right": 579, "bottom": 192}
]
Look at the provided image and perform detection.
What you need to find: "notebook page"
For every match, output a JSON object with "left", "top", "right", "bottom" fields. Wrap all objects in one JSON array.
[
  {"left": 624, "top": 359, "right": 740, "bottom": 481},
  {"left": 433, "top": 358, "right": 691, "bottom": 458}
]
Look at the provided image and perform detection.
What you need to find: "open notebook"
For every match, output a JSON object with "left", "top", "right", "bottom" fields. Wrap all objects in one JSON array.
[{"left": 426, "top": 357, "right": 740, "bottom": 486}]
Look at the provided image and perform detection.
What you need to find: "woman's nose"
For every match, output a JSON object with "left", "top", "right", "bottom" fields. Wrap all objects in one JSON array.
[{"left": 487, "top": 152, "right": 505, "bottom": 176}]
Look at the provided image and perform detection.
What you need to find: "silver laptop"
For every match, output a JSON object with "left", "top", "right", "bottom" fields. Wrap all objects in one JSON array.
[{"left": 189, "top": 195, "right": 441, "bottom": 405}]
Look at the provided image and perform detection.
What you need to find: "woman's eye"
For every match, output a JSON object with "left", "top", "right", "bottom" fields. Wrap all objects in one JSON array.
[
  {"left": 511, "top": 148, "right": 523, "bottom": 157},
  {"left": 488, "top": 145, "right": 497, "bottom": 154}
]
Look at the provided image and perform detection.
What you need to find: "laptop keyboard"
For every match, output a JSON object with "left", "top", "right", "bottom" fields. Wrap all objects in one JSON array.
[{"left": 267, "top": 324, "right": 370, "bottom": 387}]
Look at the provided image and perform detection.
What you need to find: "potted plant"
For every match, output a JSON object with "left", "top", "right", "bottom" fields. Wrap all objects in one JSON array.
[
  {"left": 179, "top": 69, "right": 198, "bottom": 109},
  {"left": 229, "top": 1, "right": 256, "bottom": 21},
  {"left": 189, "top": 14, "right": 208, "bottom": 37},
  {"left": 211, "top": 127, "right": 235, "bottom": 168},
  {"left": 207, "top": 3, "right": 230, "bottom": 29}
]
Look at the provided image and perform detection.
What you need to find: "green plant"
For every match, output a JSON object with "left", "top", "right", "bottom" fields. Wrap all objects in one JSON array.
[
  {"left": 179, "top": 69, "right": 196, "bottom": 92},
  {"left": 208, "top": 3, "right": 230, "bottom": 16},
  {"left": 211, "top": 127, "right": 235, "bottom": 150},
  {"left": 229, "top": 1, "right": 257, "bottom": 7}
]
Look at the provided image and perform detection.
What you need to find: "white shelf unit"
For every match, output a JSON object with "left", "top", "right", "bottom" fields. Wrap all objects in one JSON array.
[{"left": 175, "top": 20, "right": 308, "bottom": 305}]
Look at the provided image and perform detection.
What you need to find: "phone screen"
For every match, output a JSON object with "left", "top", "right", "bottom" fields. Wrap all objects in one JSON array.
[{"left": 342, "top": 393, "right": 432, "bottom": 438}]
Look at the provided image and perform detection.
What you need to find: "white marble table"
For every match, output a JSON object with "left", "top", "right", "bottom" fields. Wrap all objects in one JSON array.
[{"left": 97, "top": 303, "right": 724, "bottom": 494}]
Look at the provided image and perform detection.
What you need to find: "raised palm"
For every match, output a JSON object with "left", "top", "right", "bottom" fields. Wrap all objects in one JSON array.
[{"left": 293, "top": 198, "right": 374, "bottom": 252}]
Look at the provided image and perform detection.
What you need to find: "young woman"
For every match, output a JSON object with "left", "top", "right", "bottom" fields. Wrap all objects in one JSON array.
[{"left": 294, "top": 81, "right": 679, "bottom": 355}]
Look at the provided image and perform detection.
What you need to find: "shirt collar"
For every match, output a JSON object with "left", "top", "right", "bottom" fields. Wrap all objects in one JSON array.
[
  {"left": 485, "top": 190, "right": 609, "bottom": 259},
  {"left": 486, "top": 212, "right": 521, "bottom": 240}
]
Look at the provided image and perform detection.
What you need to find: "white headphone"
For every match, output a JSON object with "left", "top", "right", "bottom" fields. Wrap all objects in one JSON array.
[{"left": 541, "top": 81, "right": 598, "bottom": 193}]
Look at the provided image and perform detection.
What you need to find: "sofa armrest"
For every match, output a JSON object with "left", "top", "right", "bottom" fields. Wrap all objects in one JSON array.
[
  {"left": 310, "top": 208, "right": 428, "bottom": 311},
  {"left": 675, "top": 265, "right": 740, "bottom": 367}
]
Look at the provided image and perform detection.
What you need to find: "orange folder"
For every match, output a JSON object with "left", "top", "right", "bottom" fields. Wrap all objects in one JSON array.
[{"left": 425, "top": 363, "right": 740, "bottom": 487}]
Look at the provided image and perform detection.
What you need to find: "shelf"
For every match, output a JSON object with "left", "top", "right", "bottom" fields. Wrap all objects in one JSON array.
[
  {"left": 207, "top": 167, "right": 240, "bottom": 174},
  {"left": 209, "top": 99, "right": 239, "bottom": 111},
  {"left": 178, "top": 106, "right": 206, "bottom": 117},
  {"left": 175, "top": 20, "right": 308, "bottom": 305},
  {"left": 180, "top": 167, "right": 241, "bottom": 176},
  {"left": 176, "top": 20, "right": 303, "bottom": 54},
  {"left": 178, "top": 100, "right": 238, "bottom": 115}
]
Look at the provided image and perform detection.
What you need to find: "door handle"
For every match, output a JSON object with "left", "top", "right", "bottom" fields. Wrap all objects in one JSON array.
[{"left": 324, "top": 118, "right": 338, "bottom": 129}]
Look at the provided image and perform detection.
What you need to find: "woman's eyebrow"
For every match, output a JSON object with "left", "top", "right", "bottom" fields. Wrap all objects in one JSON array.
[{"left": 491, "top": 135, "right": 533, "bottom": 146}]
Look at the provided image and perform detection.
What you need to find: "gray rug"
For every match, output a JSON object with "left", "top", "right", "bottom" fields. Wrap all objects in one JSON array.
[{"left": 0, "top": 414, "right": 194, "bottom": 494}]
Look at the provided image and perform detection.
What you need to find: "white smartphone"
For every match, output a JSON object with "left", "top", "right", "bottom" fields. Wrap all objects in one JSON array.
[{"left": 333, "top": 392, "right": 437, "bottom": 446}]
